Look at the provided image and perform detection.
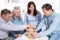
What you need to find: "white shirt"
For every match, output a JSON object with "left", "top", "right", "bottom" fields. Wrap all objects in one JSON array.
[
  {"left": 0, "top": 16, "right": 26, "bottom": 39},
  {"left": 15, "top": 35, "right": 48, "bottom": 40}
]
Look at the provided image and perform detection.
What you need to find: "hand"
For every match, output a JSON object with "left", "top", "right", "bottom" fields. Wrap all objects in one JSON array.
[
  {"left": 26, "top": 24, "right": 31, "bottom": 32},
  {"left": 32, "top": 32, "right": 39, "bottom": 38},
  {"left": 15, "top": 34, "right": 22, "bottom": 38},
  {"left": 26, "top": 24, "right": 36, "bottom": 32}
]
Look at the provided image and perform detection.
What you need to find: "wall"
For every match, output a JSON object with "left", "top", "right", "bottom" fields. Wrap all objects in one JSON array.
[{"left": 0, "top": 0, "right": 59, "bottom": 15}]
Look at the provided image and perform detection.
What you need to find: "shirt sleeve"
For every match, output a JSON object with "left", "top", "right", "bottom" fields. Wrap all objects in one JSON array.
[
  {"left": 24, "top": 13, "right": 28, "bottom": 25},
  {"left": 38, "top": 16, "right": 59, "bottom": 37},
  {"left": 36, "top": 19, "right": 45, "bottom": 31},
  {"left": 0, "top": 21, "right": 27, "bottom": 31},
  {"left": 37, "top": 11, "right": 42, "bottom": 22}
]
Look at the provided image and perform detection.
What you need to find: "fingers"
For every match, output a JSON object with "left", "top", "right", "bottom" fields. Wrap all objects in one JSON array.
[
  {"left": 26, "top": 24, "right": 35, "bottom": 32},
  {"left": 26, "top": 24, "right": 36, "bottom": 29},
  {"left": 15, "top": 34, "right": 22, "bottom": 38}
]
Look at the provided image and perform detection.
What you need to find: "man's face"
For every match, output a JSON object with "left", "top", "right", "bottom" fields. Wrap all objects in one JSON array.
[
  {"left": 2, "top": 13, "right": 12, "bottom": 22},
  {"left": 14, "top": 9, "right": 21, "bottom": 17},
  {"left": 42, "top": 8, "right": 52, "bottom": 16}
]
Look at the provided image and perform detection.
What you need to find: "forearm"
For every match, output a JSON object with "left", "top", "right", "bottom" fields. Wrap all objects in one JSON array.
[{"left": 0, "top": 23, "right": 26, "bottom": 31}]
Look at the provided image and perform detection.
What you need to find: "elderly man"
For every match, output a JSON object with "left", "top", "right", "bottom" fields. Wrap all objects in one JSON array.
[{"left": 0, "top": 9, "right": 27, "bottom": 40}]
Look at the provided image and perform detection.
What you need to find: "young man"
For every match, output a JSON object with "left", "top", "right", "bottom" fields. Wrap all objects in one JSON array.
[
  {"left": 0, "top": 9, "right": 27, "bottom": 40},
  {"left": 33, "top": 3, "right": 60, "bottom": 40}
]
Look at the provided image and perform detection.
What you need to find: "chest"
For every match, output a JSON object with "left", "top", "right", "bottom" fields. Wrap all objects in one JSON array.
[
  {"left": 44, "top": 17, "right": 53, "bottom": 25},
  {"left": 27, "top": 15, "right": 38, "bottom": 22}
]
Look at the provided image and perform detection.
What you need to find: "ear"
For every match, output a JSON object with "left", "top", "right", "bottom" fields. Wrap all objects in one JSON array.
[{"left": 49, "top": 9, "right": 52, "bottom": 11}]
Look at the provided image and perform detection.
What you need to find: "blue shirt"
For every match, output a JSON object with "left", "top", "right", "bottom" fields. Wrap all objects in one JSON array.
[
  {"left": 25, "top": 11, "right": 42, "bottom": 27},
  {"left": 0, "top": 15, "right": 26, "bottom": 39},
  {"left": 37, "top": 11, "right": 60, "bottom": 36},
  {"left": 11, "top": 16, "right": 25, "bottom": 25}
]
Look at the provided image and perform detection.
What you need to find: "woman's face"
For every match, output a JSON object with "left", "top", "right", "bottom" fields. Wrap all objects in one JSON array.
[{"left": 29, "top": 4, "right": 34, "bottom": 12}]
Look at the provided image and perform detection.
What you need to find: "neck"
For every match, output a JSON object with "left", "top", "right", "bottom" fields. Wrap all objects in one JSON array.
[{"left": 30, "top": 11, "right": 34, "bottom": 16}]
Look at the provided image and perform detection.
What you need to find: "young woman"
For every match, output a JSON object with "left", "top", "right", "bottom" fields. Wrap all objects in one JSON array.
[{"left": 25, "top": 1, "right": 42, "bottom": 28}]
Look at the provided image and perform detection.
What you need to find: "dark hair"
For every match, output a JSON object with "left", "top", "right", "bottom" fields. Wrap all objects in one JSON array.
[
  {"left": 1, "top": 9, "right": 11, "bottom": 16},
  {"left": 27, "top": 1, "right": 37, "bottom": 16},
  {"left": 42, "top": 3, "right": 53, "bottom": 11}
]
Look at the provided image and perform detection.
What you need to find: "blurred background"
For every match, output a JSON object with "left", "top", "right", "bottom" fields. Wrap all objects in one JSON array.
[{"left": 0, "top": 0, "right": 59, "bottom": 16}]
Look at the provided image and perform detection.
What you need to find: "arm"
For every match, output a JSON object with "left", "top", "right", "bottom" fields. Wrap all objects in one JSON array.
[
  {"left": 0, "top": 21, "right": 27, "bottom": 31},
  {"left": 36, "top": 11, "right": 42, "bottom": 27},
  {"left": 23, "top": 13, "right": 28, "bottom": 25},
  {"left": 38, "top": 17, "right": 59, "bottom": 37},
  {"left": 36, "top": 19, "right": 45, "bottom": 31}
]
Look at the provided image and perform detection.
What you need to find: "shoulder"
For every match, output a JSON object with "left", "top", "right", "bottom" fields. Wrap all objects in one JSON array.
[
  {"left": 37, "top": 11, "right": 41, "bottom": 14},
  {"left": 24, "top": 13, "right": 28, "bottom": 16},
  {"left": 52, "top": 11, "right": 60, "bottom": 22},
  {"left": 24, "top": 13, "right": 30, "bottom": 18},
  {"left": 53, "top": 11, "right": 60, "bottom": 18},
  {"left": 37, "top": 11, "right": 41, "bottom": 16}
]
